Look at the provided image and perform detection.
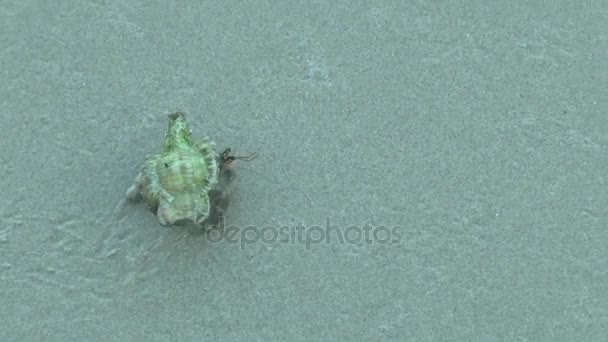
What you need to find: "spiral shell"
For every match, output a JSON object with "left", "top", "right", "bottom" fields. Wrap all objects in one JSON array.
[{"left": 124, "top": 112, "right": 219, "bottom": 226}]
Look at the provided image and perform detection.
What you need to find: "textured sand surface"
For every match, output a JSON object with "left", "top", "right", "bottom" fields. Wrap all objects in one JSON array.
[{"left": 1, "top": 1, "right": 606, "bottom": 340}]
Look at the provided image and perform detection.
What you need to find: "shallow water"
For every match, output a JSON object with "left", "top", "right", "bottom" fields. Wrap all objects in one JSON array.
[{"left": 1, "top": 0, "right": 606, "bottom": 340}]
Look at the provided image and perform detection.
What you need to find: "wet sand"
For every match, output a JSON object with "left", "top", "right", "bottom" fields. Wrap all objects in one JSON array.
[{"left": 1, "top": 1, "right": 606, "bottom": 340}]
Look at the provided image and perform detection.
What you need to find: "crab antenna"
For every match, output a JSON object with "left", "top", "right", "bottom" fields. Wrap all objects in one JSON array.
[{"left": 233, "top": 152, "right": 258, "bottom": 162}]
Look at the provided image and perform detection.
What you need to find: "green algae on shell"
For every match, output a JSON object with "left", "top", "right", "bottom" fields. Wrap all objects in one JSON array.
[{"left": 124, "top": 112, "right": 219, "bottom": 226}]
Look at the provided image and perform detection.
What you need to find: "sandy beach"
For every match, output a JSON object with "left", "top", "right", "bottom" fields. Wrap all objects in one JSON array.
[{"left": 1, "top": 1, "right": 606, "bottom": 340}]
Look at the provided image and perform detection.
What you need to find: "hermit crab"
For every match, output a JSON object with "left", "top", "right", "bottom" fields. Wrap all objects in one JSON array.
[
  {"left": 204, "top": 148, "right": 257, "bottom": 226},
  {"left": 121, "top": 112, "right": 256, "bottom": 227},
  {"left": 123, "top": 112, "right": 219, "bottom": 226}
]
